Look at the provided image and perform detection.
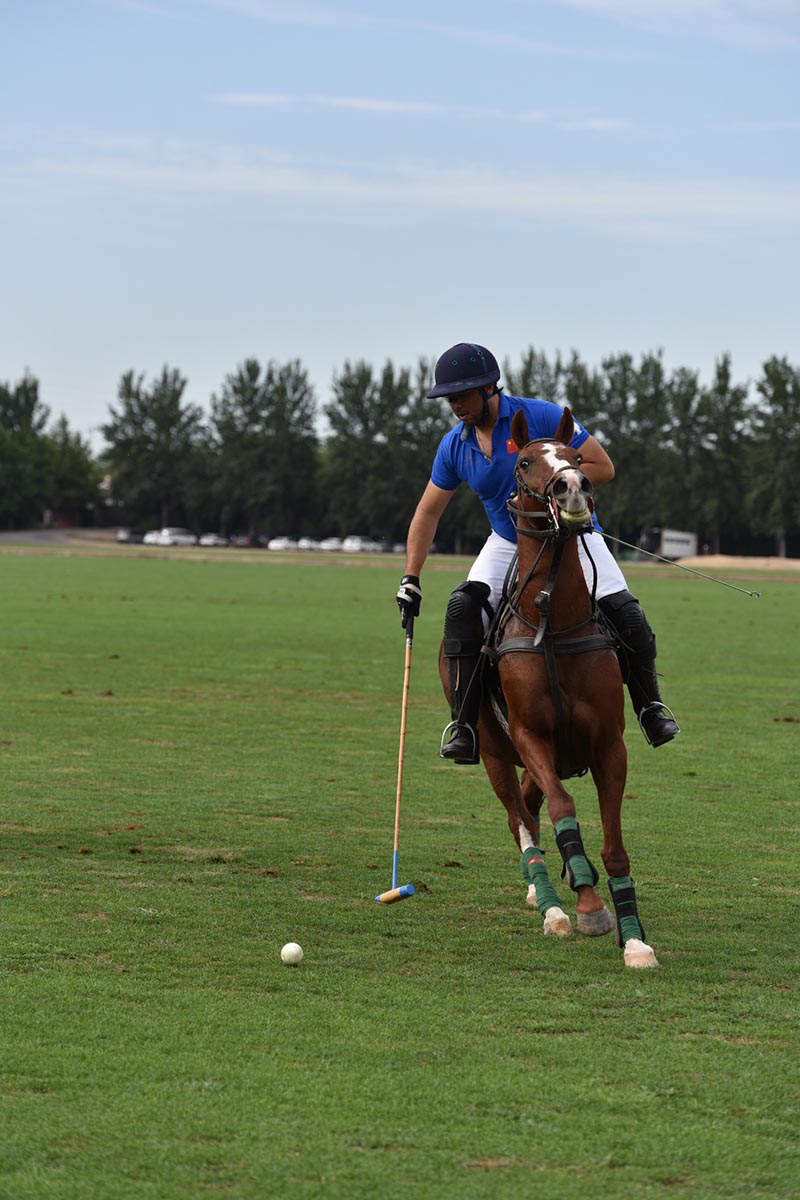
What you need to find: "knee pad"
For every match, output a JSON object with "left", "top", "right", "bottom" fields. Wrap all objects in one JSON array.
[
  {"left": 443, "top": 580, "right": 492, "bottom": 656},
  {"left": 599, "top": 589, "right": 655, "bottom": 656}
]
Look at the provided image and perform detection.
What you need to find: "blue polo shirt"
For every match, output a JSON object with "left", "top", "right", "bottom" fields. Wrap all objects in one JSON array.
[{"left": 431, "top": 392, "right": 594, "bottom": 543}]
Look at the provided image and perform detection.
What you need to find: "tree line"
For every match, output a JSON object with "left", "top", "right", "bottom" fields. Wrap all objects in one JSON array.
[{"left": 3, "top": 348, "right": 799, "bottom": 556}]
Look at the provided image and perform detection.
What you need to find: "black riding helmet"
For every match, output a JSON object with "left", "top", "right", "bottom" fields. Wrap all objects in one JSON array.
[{"left": 426, "top": 343, "right": 501, "bottom": 399}]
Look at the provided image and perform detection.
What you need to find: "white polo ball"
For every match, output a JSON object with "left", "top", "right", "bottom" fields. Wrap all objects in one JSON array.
[{"left": 280, "top": 941, "right": 304, "bottom": 966}]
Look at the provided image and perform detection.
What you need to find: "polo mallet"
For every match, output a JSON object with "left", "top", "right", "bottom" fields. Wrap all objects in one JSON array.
[{"left": 375, "top": 614, "right": 416, "bottom": 904}]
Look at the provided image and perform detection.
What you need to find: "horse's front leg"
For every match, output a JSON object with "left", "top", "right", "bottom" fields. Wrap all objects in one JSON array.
[
  {"left": 519, "top": 769, "right": 544, "bottom": 908},
  {"left": 481, "top": 751, "right": 571, "bottom": 935},
  {"left": 591, "top": 742, "right": 659, "bottom": 969},
  {"left": 513, "top": 730, "right": 608, "bottom": 927},
  {"left": 479, "top": 750, "right": 526, "bottom": 848}
]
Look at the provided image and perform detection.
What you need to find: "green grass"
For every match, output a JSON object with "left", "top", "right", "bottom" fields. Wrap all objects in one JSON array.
[{"left": 0, "top": 550, "right": 798, "bottom": 1199}]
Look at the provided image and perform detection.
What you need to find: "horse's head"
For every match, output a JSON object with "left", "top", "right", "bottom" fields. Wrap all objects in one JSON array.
[{"left": 509, "top": 407, "right": 594, "bottom": 535}]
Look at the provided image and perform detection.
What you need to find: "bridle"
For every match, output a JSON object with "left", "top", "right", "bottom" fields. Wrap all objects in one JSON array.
[
  {"left": 507, "top": 442, "right": 593, "bottom": 540},
  {"left": 493, "top": 438, "right": 600, "bottom": 640}
]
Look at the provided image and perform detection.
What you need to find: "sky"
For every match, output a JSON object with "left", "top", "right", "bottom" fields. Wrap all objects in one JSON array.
[{"left": 2, "top": 0, "right": 799, "bottom": 451}]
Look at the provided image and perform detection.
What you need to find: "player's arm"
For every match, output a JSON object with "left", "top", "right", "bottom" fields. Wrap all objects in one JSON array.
[
  {"left": 404, "top": 480, "right": 455, "bottom": 576},
  {"left": 574, "top": 434, "right": 615, "bottom": 488}
]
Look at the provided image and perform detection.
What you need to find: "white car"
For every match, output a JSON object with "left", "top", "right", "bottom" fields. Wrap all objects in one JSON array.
[
  {"left": 297, "top": 537, "right": 321, "bottom": 551},
  {"left": 198, "top": 533, "right": 229, "bottom": 547},
  {"left": 318, "top": 537, "right": 343, "bottom": 552},
  {"left": 341, "top": 535, "right": 382, "bottom": 553},
  {"left": 145, "top": 527, "right": 198, "bottom": 547},
  {"left": 267, "top": 536, "right": 299, "bottom": 551}
]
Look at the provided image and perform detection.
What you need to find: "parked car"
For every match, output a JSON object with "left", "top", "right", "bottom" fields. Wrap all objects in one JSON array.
[
  {"left": 341, "top": 535, "right": 382, "bottom": 553},
  {"left": 267, "top": 536, "right": 298, "bottom": 551},
  {"left": 297, "top": 537, "right": 321, "bottom": 551},
  {"left": 116, "top": 527, "right": 145, "bottom": 544},
  {"left": 198, "top": 533, "right": 229, "bottom": 547},
  {"left": 318, "top": 537, "right": 343, "bottom": 552},
  {"left": 144, "top": 527, "right": 198, "bottom": 546},
  {"left": 229, "top": 534, "right": 256, "bottom": 548}
]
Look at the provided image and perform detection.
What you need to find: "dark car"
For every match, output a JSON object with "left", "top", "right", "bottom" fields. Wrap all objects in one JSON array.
[{"left": 116, "top": 527, "right": 145, "bottom": 544}]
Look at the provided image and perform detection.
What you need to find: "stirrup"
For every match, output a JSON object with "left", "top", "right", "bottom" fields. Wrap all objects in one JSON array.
[
  {"left": 439, "top": 721, "right": 480, "bottom": 765},
  {"left": 637, "top": 702, "right": 680, "bottom": 747}
]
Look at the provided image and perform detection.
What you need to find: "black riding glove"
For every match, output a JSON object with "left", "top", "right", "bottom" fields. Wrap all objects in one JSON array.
[{"left": 396, "top": 575, "right": 422, "bottom": 629}]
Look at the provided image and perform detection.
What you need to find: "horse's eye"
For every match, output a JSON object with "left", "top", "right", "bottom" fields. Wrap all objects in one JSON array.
[
  {"left": 519, "top": 458, "right": 530, "bottom": 471},
  {"left": 575, "top": 453, "right": 583, "bottom": 465}
]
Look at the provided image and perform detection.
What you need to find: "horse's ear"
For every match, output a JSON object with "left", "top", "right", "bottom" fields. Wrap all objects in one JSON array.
[
  {"left": 511, "top": 409, "right": 529, "bottom": 448},
  {"left": 554, "top": 406, "right": 575, "bottom": 445}
]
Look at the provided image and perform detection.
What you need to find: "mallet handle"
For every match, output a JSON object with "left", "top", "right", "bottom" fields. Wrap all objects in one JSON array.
[{"left": 392, "top": 618, "right": 414, "bottom": 888}]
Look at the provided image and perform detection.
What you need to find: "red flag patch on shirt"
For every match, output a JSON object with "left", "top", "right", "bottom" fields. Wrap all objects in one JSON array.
[{"left": 505, "top": 438, "right": 519, "bottom": 454}]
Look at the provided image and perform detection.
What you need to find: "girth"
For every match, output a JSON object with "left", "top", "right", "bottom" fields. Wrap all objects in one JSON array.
[{"left": 490, "top": 633, "right": 612, "bottom": 659}]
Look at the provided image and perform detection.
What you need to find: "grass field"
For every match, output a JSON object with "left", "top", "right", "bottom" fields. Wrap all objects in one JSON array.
[{"left": 0, "top": 547, "right": 798, "bottom": 1199}]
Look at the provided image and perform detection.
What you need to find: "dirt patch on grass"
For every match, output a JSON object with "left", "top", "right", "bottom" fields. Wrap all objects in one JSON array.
[{"left": 677, "top": 554, "right": 800, "bottom": 572}]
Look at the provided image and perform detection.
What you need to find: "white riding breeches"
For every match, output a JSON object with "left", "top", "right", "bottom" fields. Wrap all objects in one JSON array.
[{"left": 467, "top": 529, "right": 627, "bottom": 619}]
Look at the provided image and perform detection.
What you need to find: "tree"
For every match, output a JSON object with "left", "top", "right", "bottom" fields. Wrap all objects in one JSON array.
[
  {"left": 746, "top": 357, "right": 800, "bottom": 556},
  {"left": 211, "top": 358, "right": 317, "bottom": 537},
  {"left": 321, "top": 360, "right": 410, "bottom": 541},
  {"left": 320, "top": 357, "right": 483, "bottom": 549},
  {"left": 0, "top": 373, "right": 52, "bottom": 527},
  {"left": 660, "top": 365, "right": 705, "bottom": 531},
  {"left": 694, "top": 355, "right": 751, "bottom": 554},
  {"left": 43, "top": 416, "right": 102, "bottom": 519},
  {"left": 0, "top": 370, "right": 49, "bottom": 435},
  {"left": 101, "top": 367, "right": 205, "bottom": 527}
]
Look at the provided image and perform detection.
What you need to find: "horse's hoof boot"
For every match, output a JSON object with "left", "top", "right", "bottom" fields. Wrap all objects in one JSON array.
[
  {"left": 623, "top": 938, "right": 659, "bottom": 968},
  {"left": 577, "top": 906, "right": 615, "bottom": 937}
]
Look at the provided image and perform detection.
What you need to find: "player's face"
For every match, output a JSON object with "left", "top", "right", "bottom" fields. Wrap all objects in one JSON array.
[{"left": 447, "top": 388, "right": 485, "bottom": 424}]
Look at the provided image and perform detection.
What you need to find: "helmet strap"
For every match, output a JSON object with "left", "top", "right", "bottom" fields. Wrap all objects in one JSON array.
[{"left": 476, "top": 384, "right": 498, "bottom": 426}]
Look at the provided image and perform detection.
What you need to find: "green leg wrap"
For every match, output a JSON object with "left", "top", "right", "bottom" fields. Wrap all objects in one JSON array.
[
  {"left": 520, "top": 847, "right": 562, "bottom": 915},
  {"left": 554, "top": 817, "right": 599, "bottom": 891},
  {"left": 608, "top": 875, "right": 646, "bottom": 945}
]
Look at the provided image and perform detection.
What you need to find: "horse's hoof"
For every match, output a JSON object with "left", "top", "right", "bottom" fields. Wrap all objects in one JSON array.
[
  {"left": 577, "top": 906, "right": 614, "bottom": 937},
  {"left": 543, "top": 907, "right": 572, "bottom": 937},
  {"left": 623, "top": 938, "right": 659, "bottom": 969},
  {"left": 526, "top": 883, "right": 538, "bottom": 908}
]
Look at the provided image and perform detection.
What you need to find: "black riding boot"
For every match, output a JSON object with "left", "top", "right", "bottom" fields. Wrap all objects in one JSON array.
[
  {"left": 599, "top": 590, "right": 680, "bottom": 748},
  {"left": 440, "top": 652, "right": 483, "bottom": 764},
  {"left": 440, "top": 580, "right": 491, "bottom": 765}
]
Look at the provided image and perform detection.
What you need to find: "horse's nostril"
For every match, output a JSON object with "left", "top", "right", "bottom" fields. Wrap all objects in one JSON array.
[
  {"left": 581, "top": 477, "right": 593, "bottom": 494},
  {"left": 552, "top": 479, "right": 568, "bottom": 497}
]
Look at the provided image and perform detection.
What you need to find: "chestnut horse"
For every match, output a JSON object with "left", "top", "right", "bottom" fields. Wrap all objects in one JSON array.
[{"left": 440, "top": 407, "right": 658, "bottom": 968}]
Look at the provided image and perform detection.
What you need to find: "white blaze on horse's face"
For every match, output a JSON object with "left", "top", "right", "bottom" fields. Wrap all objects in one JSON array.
[{"left": 538, "top": 442, "right": 593, "bottom": 525}]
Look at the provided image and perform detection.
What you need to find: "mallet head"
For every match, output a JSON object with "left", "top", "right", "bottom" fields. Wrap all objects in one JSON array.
[{"left": 375, "top": 883, "right": 415, "bottom": 904}]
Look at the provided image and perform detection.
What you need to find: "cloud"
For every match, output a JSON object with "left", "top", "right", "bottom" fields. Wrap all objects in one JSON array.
[
  {"left": 557, "top": 117, "right": 632, "bottom": 132},
  {"left": 97, "top": 0, "right": 646, "bottom": 60},
  {"left": 213, "top": 90, "right": 633, "bottom": 137},
  {"left": 20, "top": 143, "right": 800, "bottom": 237},
  {"left": 543, "top": 0, "right": 800, "bottom": 50},
  {"left": 212, "top": 92, "right": 549, "bottom": 123}
]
